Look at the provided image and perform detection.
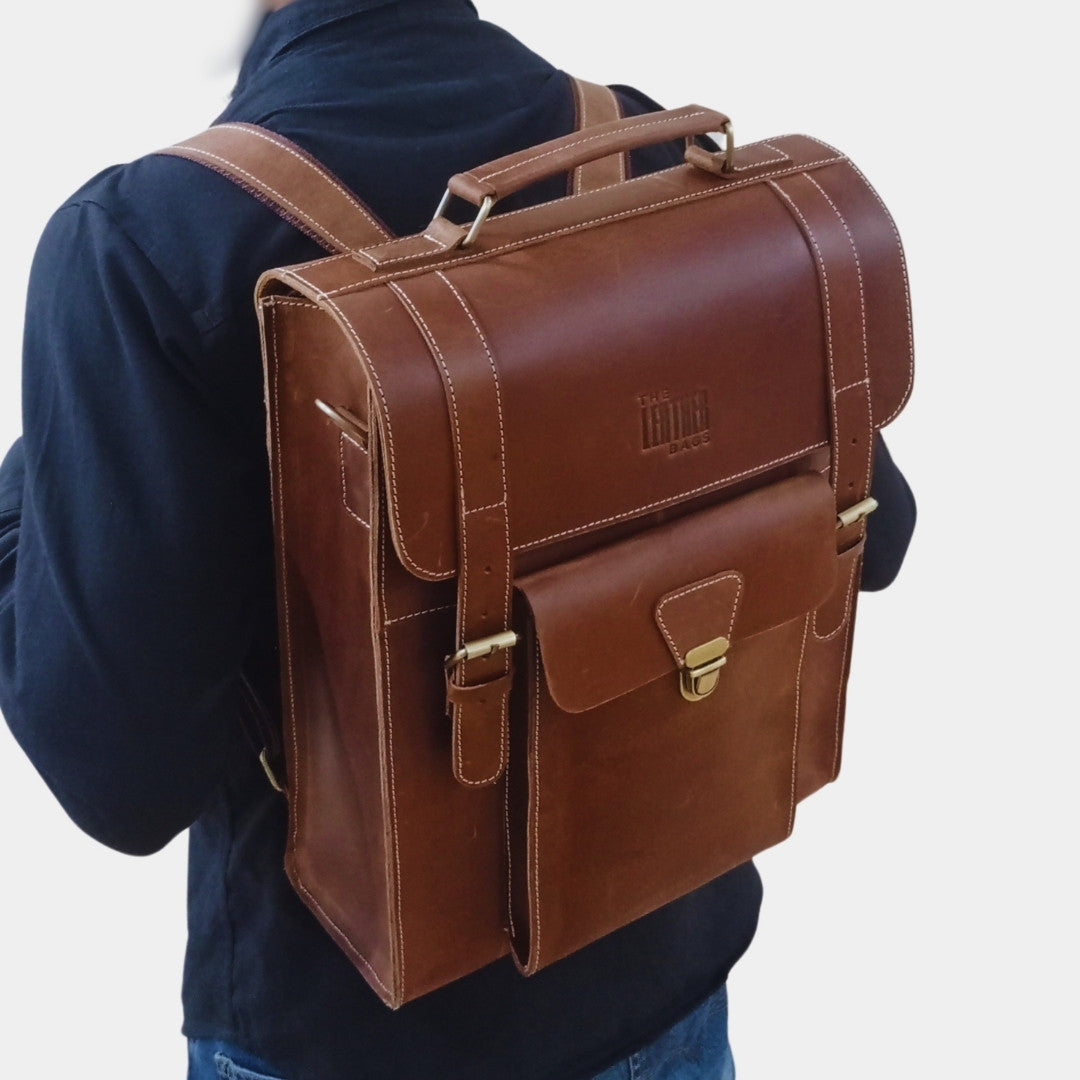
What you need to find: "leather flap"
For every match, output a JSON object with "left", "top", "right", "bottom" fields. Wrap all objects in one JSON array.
[
  {"left": 306, "top": 135, "right": 912, "bottom": 581},
  {"left": 516, "top": 474, "right": 838, "bottom": 714}
]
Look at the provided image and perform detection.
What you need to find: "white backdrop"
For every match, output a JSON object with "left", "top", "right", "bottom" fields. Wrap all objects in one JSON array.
[{"left": 0, "top": 1, "right": 1075, "bottom": 1077}]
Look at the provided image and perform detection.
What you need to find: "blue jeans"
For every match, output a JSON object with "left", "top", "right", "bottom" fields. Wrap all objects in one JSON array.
[{"left": 188, "top": 983, "right": 734, "bottom": 1080}]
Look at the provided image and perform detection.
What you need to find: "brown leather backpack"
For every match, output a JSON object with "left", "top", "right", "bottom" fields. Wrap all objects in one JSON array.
[{"left": 164, "top": 80, "right": 913, "bottom": 1008}]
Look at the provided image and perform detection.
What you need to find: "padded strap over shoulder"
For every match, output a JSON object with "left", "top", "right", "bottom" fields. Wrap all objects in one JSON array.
[{"left": 160, "top": 122, "right": 392, "bottom": 254}]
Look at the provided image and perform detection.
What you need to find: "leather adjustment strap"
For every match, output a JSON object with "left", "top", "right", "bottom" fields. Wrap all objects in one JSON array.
[
  {"left": 158, "top": 123, "right": 392, "bottom": 255},
  {"left": 768, "top": 173, "right": 877, "bottom": 548},
  {"left": 388, "top": 273, "right": 514, "bottom": 788},
  {"left": 569, "top": 77, "right": 626, "bottom": 194}
]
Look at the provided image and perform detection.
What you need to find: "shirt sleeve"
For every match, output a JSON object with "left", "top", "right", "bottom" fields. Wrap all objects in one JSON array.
[
  {"left": 0, "top": 200, "right": 267, "bottom": 855},
  {"left": 862, "top": 433, "right": 916, "bottom": 591}
]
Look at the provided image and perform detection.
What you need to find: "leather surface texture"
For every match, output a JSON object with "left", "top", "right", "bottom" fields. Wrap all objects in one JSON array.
[{"left": 196, "top": 103, "right": 916, "bottom": 1006}]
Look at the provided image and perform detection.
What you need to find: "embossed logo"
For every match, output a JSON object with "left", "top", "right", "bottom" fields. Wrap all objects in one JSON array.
[{"left": 639, "top": 388, "right": 711, "bottom": 455}]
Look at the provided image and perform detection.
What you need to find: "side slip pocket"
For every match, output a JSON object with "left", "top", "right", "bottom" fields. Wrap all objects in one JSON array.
[{"left": 507, "top": 473, "right": 840, "bottom": 974}]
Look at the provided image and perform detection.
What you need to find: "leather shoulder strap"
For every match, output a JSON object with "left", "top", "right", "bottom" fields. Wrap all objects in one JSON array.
[
  {"left": 569, "top": 77, "right": 627, "bottom": 194},
  {"left": 159, "top": 82, "right": 622, "bottom": 257},
  {"left": 159, "top": 122, "right": 392, "bottom": 254}
]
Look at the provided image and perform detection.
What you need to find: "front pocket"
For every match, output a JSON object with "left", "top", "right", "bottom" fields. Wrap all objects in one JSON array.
[
  {"left": 508, "top": 474, "right": 839, "bottom": 973},
  {"left": 214, "top": 1052, "right": 286, "bottom": 1080}
]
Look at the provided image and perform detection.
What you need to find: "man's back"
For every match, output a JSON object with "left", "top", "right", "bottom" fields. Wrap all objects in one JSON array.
[
  {"left": 0, "top": 1, "right": 913, "bottom": 1077},
  {"left": 0, "top": 3, "right": 769, "bottom": 1077}
]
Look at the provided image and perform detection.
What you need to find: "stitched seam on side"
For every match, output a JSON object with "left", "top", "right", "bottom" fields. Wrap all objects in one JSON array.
[
  {"left": 264, "top": 299, "right": 392, "bottom": 1001},
  {"left": 315, "top": 294, "right": 432, "bottom": 580},
  {"left": 340, "top": 433, "right": 370, "bottom": 529},
  {"left": 787, "top": 614, "right": 811, "bottom": 833},
  {"left": 379, "top": 521, "right": 407, "bottom": 998},
  {"left": 831, "top": 604, "right": 855, "bottom": 777}
]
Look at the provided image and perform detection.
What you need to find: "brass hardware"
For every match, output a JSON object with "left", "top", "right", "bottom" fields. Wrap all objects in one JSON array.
[
  {"left": 720, "top": 121, "right": 735, "bottom": 173},
  {"left": 315, "top": 399, "right": 369, "bottom": 447},
  {"left": 836, "top": 496, "right": 879, "bottom": 529},
  {"left": 445, "top": 629, "right": 519, "bottom": 673},
  {"left": 433, "top": 190, "right": 495, "bottom": 249},
  {"left": 259, "top": 748, "right": 286, "bottom": 795},
  {"left": 680, "top": 636, "right": 730, "bottom": 701}
]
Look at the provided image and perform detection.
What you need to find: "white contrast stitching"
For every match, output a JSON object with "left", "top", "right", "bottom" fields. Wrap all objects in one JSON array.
[
  {"left": 379, "top": 524, "right": 407, "bottom": 998},
  {"left": 175, "top": 145, "right": 361, "bottom": 255},
  {"left": 436, "top": 272, "right": 511, "bottom": 786},
  {"left": 315, "top": 294, "right": 433, "bottom": 580},
  {"left": 518, "top": 442, "right": 826, "bottom": 553},
  {"left": 787, "top": 614, "right": 811, "bottom": 835},
  {"left": 802, "top": 171, "right": 875, "bottom": 499},
  {"left": 835, "top": 377, "right": 870, "bottom": 395},
  {"left": 261, "top": 138, "right": 826, "bottom": 281},
  {"left": 610, "top": 88, "right": 627, "bottom": 184},
  {"left": 812, "top": 551, "right": 859, "bottom": 641},
  {"left": 265, "top": 307, "right": 299, "bottom": 846},
  {"left": 288, "top": 157, "right": 843, "bottom": 581},
  {"left": 806, "top": 143, "right": 914, "bottom": 428},
  {"left": 386, "top": 282, "right": 473, "bottom": 777},
  {"left": 215, "top": 124, "right": 388, "bottom": 234},
  {"left": 384, "top": 603, "right": 455, "bottom": 626},
  {"left": 571, "top": 76, "right": 589, "bottom": 195},
  {"left": 367, "top": 236, "right": 443, "bottom": 269},
  {"left": 389, "top": 279, "right": 509, "bottom": 786},
  {"left": 292, "top": 877, "right": 392, "bottom": 997},
  {"left": 463, "top": 500, "right": 507, "bottom": 515},
  {"left": 654, "top": 572, "right": 743, "bottom": 665},
  {"left": 316, "top": 154, "right": 844, "bottom": 298},
  {"left": 503, "top": 767, "right": 517, "bottom": 943},
  {"left": 768, "top": 179, "right": 841, "bottom": 492},
  {"left": 266, "top": 302, "right": 392, "bottom": 1001},
  {"left": 478, "top": 111, "right": 712, "bottom": 183},
  {"left": 262, "top": 297, "right": 319, "bottom": 309},
  {"left": 733, "top": 142, "right": 789, "bottom": 171},
  {"left": 831, "top": 599, "right": 855, "bottom": 778},
  {"left": 804, "top": 173, "right": 869, "bottom": 380},
  {"left": 530, "top": 636, "right": 543, "bottom": 971},
  {"left": 340, "top": 433, "right": 370, "bottom": 529}
]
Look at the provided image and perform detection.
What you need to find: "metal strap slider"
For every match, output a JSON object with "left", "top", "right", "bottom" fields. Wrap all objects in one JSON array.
[
  {"left": 836, "top": 496, "right": 879, "bottom": 530},
  {"left": 445, "top": 630, "right": 520, "bottom": 673}
]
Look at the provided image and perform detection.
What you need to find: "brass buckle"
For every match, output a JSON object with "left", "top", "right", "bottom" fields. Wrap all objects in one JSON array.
[
  {"left": 680, "top": 637, "right": 730, "bottom": 702},
  {"left": 445, "top": 630, "right": 519, "bottom": 673}
]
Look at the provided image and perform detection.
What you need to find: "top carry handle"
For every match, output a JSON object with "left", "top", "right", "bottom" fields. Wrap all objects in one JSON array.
[{"left": 438, "top": 105, "right": 732, "bottom": 247}]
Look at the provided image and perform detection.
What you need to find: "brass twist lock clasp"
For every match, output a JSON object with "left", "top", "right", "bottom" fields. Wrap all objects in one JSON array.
[{"left": 679, "top": 636, "right": 730, "bottom": 702}]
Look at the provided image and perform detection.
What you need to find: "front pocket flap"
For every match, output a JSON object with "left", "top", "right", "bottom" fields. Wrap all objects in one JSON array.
[
  {"left": 516, "top": 473, "right": 837, "bottom": 714},
  {"left": 654, "top": 570, "right": 745, "bottom": 667}
]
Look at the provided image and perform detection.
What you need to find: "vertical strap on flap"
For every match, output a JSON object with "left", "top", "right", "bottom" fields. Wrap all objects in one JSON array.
[
  {"left": 158, "top": 122, "right": 392, "bottom": 254},
  {"left": 569, "top": 77, "right": 626, "bottom": 193},
  {"left": 387, "top": 273, "right": 514, "bottom": 788},
  {"left": 768, "top": 172, "right": 876, "bottom": 548}
]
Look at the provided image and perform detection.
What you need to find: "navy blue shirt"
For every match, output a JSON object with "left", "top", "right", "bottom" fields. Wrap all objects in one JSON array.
[{"left": 0, "top": 2, "right": 913, "bottom": 1077}]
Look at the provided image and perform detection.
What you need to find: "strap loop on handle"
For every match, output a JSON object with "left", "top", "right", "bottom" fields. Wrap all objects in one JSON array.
[{"left": 437, "top": 105, "right": 732, "bottom": 248}]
